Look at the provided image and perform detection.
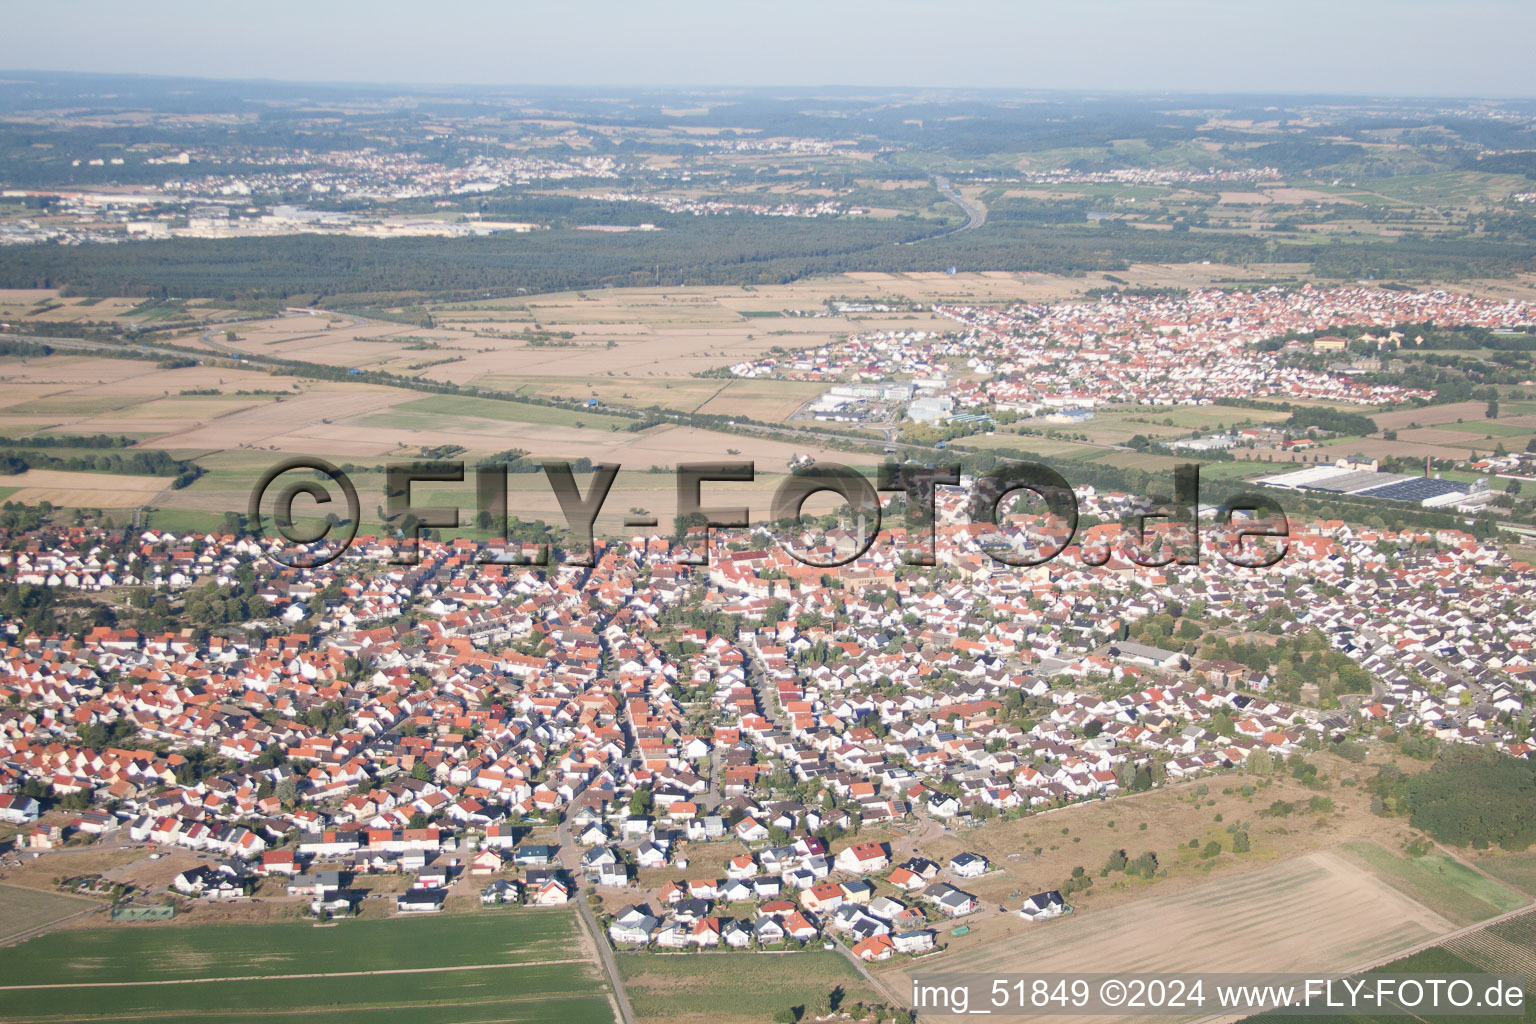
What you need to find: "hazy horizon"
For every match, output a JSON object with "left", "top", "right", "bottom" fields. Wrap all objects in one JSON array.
[{"left": 5, "top": 0, "right": 1535, "bottom": 99}]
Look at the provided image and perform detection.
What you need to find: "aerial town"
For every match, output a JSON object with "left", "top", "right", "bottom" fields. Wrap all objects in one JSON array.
[
  {"left": 2, "top": 458, "right": 1532, "bottom": 954},
  {"left": 3, "top": 47, "right": 1536, "bottom": 1024}
]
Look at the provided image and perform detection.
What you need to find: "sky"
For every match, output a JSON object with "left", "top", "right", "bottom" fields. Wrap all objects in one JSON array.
[{"left": 5, "top": 0, "right": 1534, "bottom": 97}]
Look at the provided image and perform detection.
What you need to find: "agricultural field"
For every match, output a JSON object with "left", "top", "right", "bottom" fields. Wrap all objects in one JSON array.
[
  {"left": 1341, "top": 842, "right": 1530, "bottom": 926},
  {"left": 1298, "top": 423, "right": 1536, "bottom": 468},
  {"left": 617, "top": 950, "right": 882, "bottom": 1024},
  {"left": 0, "top": 342, "right": 865, "bottom": 536},
  {"left": 876, "top": 763, "right": 1463, "bottom": 967},
  {"left": 0, "top": 884, "right": 100, "bottom": 943},
  {"left": 378, "top": 394, "right": 637, "bottom": 431},
  {"left": 0, "top": 355, "right": 289, "bottom": 438},
  {"left": 1371, "top": 402, "right": 1505, "bottom": 432},
  {"left": 1347, "top": 400, "right": 1536, "bottom": 463},
  {"left": 494, "top": 375, "right": 828, "bottom": 423},
  {"left": 0, "top": 468, "right": 172, "bottom": 509},
  {"left": 1089, "top": 449, "right": 1195, "bottom": 473},
  {"left": 0, "top": 293, "right": 172, "bottom": 326},
  {"left": 1442, "top": 907, "right": 1536, "bottom": 988},
  {"left": 1241, "top": 906, "right": 1536, "bottom": 1024},
  {"left": 166, "top": 436, "right": 846, "bottom": 539},
  {"left": 882, "top": 850, "right": 1465, "bottom": 1024},
  {"left": 1477, "top": 852, "right": 1536, "bottom": 897},
  {"left": 2, "top": 267, "right": 1534, "bottom": 537},
  {"left": 951, "top": 432, "right": 1108, "bottom": 459},
  {"left": 1242, "top": 945, "right": 1527, "bottom": 1024},
  {"left": 208, "top": 283, "right": 950, "bottom": 399},
  {"left": 0, "top": 908, "right": 618, "bottom": 1024},
  {"left": 1067, "top": 404, "right": 1292, "bottom": 447},
  {"left": 1353, "top": 171, "right": 1535, "bottom": 211}
]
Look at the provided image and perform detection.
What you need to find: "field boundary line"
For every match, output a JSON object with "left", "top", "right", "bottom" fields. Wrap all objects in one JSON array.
[{"left": 0, "top": 957, "right": 590, "bottom": 990}]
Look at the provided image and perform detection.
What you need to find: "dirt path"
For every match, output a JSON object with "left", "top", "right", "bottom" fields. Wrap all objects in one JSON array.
[{"left": 559, "top": 790, "right": 637, "bottom": 1024}]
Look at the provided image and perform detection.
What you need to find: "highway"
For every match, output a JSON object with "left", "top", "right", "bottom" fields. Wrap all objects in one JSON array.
[{"left": 933, "top": 175, "right": 987, "bottom": 234}]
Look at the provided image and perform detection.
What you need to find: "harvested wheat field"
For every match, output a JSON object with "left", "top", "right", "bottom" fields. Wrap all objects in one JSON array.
[
  {"left": 5, "top": 468, "right": 171, "bottom": 507},
  {"left": 144, "top": 385, "right": 407, "bottom": 455},
  {"left": 0, "top": 356, "right": 297, "bottom": 438},
  {"left": 883, "top": 850, "right": 1459, "bottom": 1024}
]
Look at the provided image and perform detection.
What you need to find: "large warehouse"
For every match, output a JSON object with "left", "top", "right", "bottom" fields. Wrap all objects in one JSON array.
[{"left": 1257, "top": 461, "right": 1491, "bottom": 509}]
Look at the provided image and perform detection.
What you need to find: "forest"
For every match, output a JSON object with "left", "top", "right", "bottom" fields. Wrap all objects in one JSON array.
[
  {"left": 5, "top": 214, "right": 1535, "bottom": 304},
  {"left": 1374, "top": 747, "right": 1536, "bottom": 850}
]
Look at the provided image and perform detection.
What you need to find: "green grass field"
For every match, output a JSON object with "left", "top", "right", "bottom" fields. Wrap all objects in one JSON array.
[
  {"left": 1358, "top": 171, "right": 1531, "bottom": 208},
  {"left": 379, "top": 394, "right": 635, "bottom": 431},
  {"left": 0, "top": 908, "right": 615, "bottom": 1024},
  {"left": 1195, "top": 460, "right": 1271, "bottom": 482},
  {"left": 1091, "top": 449, "right": 1192, "bottom": 472},
  {"left": 957, "top": 433, "right": 1106, "bottom": 459},
  {"left": 1077, "top": 405, "right": 1291, "bottom": 445},
  {"left": 1343, "top": 842, "right": 1529, "bottom": 926},
  {"left": 1439, "top": 421, "right": 1534, "bottom": 438},
  {"left": 617, "top": 951, "right": 882, "bottom": 1024},
  {"left": 0, "top": 964, "right": 613, "bottom": 1024}
]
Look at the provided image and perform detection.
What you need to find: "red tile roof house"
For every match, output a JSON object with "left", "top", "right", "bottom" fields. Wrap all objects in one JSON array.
[
  {"left": 853, "top": 934, "right": 896, "bottom": 961},
  {"left": 801, "top": 881, "right": 845, "bottom": 913},
  {"left": 834, "top": 841, "right": 890, "bottom": 874},
  {"left": 781, "top": 910, "right": 818, "bottom": 941}
]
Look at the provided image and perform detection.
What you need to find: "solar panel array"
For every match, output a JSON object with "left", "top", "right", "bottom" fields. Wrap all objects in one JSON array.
[
  {"left": 1353, "top": 477, "right": 1468, "bottom": 502},
  {"left": 1260, "top": 465, "right": 1475, "bottom": 506}
]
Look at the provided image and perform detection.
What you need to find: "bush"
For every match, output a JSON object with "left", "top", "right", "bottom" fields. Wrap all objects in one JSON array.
[{"left": 1334, "top": 740, "right": 1368, "bottom": 763}]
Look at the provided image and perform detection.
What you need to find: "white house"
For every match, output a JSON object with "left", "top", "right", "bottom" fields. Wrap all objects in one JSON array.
[
  {"left": 834, "top": 841, "right": 890, "bottom": 875},
  {"left": 0, "top": 794, "right": 40, "bottom": 824},
  {"left": 950, "top": 852, "right": 989, "bottom": 878},
  {"left": 1018, "top": 890, "right": 1068, "bottom": 921}
]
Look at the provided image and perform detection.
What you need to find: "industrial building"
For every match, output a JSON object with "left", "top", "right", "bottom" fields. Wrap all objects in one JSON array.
[{"left": 1257, "top": 460, "right": 1491, "bottom": 510}]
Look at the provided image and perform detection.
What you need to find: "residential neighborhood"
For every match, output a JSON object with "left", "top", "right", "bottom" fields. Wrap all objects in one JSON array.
[{"left": 1, "top": 457, "right": 1533, "bottom": 971}]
